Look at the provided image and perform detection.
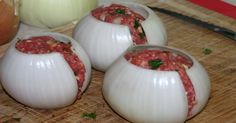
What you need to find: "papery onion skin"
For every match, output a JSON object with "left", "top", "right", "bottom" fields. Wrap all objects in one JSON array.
[
  {"left": 0, "top": 32, "right": 91, "bottom": 109},
  {"left": 0, "top": 0, "right": 19, "bottom": 45},
  {"left": 102, "top": 45, "right": 210, "bottom": 123},
  {"left": 20, "top": 0, "right": 97, "bottom": 28},
  {"left": 73, "top": 2, "right": 167, "bottom": 71}
]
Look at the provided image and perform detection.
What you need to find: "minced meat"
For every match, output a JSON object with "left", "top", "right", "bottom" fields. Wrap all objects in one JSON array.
[
  {"left": 15, "top": 36, "right": 86, "bottom": 96},
  {"left": 92, "top": 4, "right": 147, "bottom": 45},
  {"left": 125, "top": 49, "right": 196, "bottom": 117}
]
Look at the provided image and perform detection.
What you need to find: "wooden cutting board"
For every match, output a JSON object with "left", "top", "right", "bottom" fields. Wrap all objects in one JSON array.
[{"left": 0, "top": 0, "right": 236, "bottom": 123}]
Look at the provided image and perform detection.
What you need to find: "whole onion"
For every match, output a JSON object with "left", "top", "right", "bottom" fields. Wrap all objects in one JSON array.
[
  {"left": 20, "top": 0, "right": 97, "bottom": 28},
  {"left": 0, "top": 0, "right": 19, "bottom": 45}
]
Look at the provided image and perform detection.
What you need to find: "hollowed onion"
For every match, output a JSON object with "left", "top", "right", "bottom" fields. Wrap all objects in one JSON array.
[
  {"left": 73, "top": 2, "right": 167, "bottom": 71},
  {"left": 103, "top": 45, "right": 210, "bottom": 123},
  {"left": 0, "top": 32, "right": 91, "bottom": 109}
]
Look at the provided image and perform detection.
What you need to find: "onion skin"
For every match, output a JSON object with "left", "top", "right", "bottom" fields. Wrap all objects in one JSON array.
[
  {"left": 102, "top": 45, "right": 210, "bottom": 123},
  {"left": 0, "top": 32, "right": 91, "bottom": 109},
  {"left": 0, "top": 0, "right": 19, "bottom": 45},
  {"left": 73, "top": 2, "right": 167, "bottom": 72},
  {"left": 20, "top": 0, "right": 97, "bottom": 28}
]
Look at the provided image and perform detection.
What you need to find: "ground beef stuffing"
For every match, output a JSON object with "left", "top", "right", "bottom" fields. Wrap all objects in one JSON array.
[
  {"left": 125, "top": 49, "right": 196, "bottom": 117},
  {"left": 92, "top": 4, "right": 147, "bottom": 45},
  {"left": 15, "top": 36, "right": 86, "bottom": 97}
]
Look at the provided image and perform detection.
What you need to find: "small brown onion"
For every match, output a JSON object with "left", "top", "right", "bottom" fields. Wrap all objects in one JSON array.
[{"left": 0, "top": 0, "right": 19, "bottom": 45}]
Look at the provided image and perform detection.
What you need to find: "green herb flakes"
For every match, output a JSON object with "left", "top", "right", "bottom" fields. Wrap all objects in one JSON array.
[
  {"left": 139, "top": 32, "right": 145, "bottom": 39},
  {"left": 148, "top": 59, "right": 163, "bottom": 69},
  {"left": 81, "top": 112, "right": 97, "bottom": 119},
  {"left": 134, "top": 19, "right": 140, "bottom": 29},
  {"left": 203, "top": 48, "right": 212, "bottom": 55},
  {"left": 115, "top": 9, "right": 125, "bottom": 15}
]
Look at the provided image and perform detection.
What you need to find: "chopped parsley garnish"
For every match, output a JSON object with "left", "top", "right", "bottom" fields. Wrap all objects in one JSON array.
[
  {"left": 115, "top": 9, "right": 126, "bottom": 15},
  {"left": 134, "top": 19, "right": 140, "bottom": 29},
  {"left": 148, "top": 59, "right": 163, "bottom": 69},
  {"left": 203, "top": 48, "right": 212, "bottom": 55},
  {"left": 139, "top": 32, "right": 146, "bottom": 39},
  {"left": 81, "top": 112, "right": 97, "bottom": 119}
]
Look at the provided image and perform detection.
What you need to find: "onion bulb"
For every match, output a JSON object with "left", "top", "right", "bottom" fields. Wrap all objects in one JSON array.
[
  {"left": 20, "top": 0, "right": 98, "bottom": 28},
  {"left": 73, "top": 2, "right": 167, "bottom": 71},
  {"left": 0, "top": 0, "right": 19, "bottom": 45},
  {"left": 0, "top": 32, "right": 91, "bottom": 109},
  {"left": 103, "top": 45, "right": 210, "bottom": 123}
]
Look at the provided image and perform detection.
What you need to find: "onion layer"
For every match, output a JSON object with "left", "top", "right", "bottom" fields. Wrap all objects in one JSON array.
[{"left": 98, "top": 0, "right": 135, "bottom": 5}]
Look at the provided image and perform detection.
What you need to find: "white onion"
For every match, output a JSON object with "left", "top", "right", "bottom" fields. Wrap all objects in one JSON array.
[
  {"left": 98, "top": 0, "right": 135, "bottom": 5},
  {"left": 0, "top": 32, "right": 91, "bottom": 109},
  {"left": 73, "top": 2, "right": 167, "bottom": 71},
  {"left": 103, "top": 45, "right": 210, "bottom": 123},
  {"left": 20, "top": 0, "right": 97, "bottom": 28}
]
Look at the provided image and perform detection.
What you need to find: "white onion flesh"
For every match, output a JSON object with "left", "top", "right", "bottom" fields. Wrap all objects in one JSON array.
[
  {"left": 98, "top": 0, "right": 135, "bottom": 5},
  {"left": 73, "top": 2, "right": 167, "bottom": 71},
  {"left": 0, "top": 32, "right": 91, "bottom": 109},
  {"left": 20, "top": 0, "right": 97, "bottom": 28},
  {"left": 102, "top": 45, "right": 210, "bottom": 123}
]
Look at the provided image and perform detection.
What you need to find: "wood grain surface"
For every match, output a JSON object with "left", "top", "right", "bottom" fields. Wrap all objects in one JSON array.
[{"left": 0, "top": 0, "right": 236, "bottom": 123}]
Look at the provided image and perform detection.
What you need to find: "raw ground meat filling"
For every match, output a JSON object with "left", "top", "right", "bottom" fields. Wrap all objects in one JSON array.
[
  {"left": 15, "top": 36, "right": 86, "bottom": 96},
  {"left": 125, "top": 49, "right": 196, "bottom": 117},
  {"left": 92, "top": 4, "right": 147, "bottom": 45}
]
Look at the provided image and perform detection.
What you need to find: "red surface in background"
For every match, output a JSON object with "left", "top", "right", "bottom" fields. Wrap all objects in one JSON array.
[{"left": 188, "top": 0, "right": 236, "bottom": 19}]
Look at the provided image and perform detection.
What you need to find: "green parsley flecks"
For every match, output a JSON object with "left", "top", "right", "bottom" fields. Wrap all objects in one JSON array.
[
  {"left": 148, "top": 59, "right": 163, "bottom": 69},
  {"left": 115, "top": 9, "right": 125, "bottom": 15},
  {"left": 139, "top": 32, "right": 146, "bottom": 39},
  {"left": 81, "top": 112, "right": 97, "bottom": 119},
  {"left": 134, "top": 19, "right": 140, "bottom": 29},
  {"left": 203, "top": 48, "right": 212, "bottom": 55}
]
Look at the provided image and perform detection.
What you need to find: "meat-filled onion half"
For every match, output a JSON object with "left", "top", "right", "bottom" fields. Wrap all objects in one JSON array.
[
  {"left": 73, "top": 2, "right": 167, "bottom": 71},
  {"left": 103, "top": 45, "right": 211, "bottom": 123},
  {"left": 0, "top": 32, "right": 91, "bottom": 109}
]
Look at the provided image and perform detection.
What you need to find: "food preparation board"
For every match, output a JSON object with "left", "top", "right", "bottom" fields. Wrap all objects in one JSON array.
[{"left": 0, "top": 0, "right": 236, "bottom": 122}]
